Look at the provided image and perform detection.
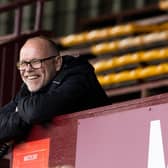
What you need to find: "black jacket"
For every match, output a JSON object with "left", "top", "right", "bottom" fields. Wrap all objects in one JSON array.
[{"left": 0, "top": 56, "right": 109, "bottom": 143}]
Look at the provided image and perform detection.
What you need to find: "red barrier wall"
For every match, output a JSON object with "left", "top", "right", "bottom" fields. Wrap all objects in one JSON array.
[{"left": 1, "top": 93, "right": 166, "bottom": 168}]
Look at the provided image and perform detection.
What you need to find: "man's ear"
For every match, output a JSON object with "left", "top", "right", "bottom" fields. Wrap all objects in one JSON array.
[{"left": 55, "top": 56, "right": 62, "bottom": 71}]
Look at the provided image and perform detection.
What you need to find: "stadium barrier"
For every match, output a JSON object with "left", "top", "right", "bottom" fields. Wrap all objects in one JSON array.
[{"left": 1, "top": 92, "right": 168, "bottom": 168}]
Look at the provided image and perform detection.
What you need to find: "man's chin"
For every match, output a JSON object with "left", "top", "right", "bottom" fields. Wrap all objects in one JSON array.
[{"left": 27, "top": 85, "right": 41, "bottom": 92}]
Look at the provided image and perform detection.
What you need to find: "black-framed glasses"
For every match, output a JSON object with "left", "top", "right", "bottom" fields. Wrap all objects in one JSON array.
[{"left": 16, "top": 55, "right": 57, "bottom": 70}]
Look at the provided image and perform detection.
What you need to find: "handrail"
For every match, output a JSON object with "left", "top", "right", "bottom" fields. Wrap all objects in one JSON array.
[
  {"left": 0, "top": 0, "right": 51, "bottom": 36},
  {"left": 0, "top": 0, "right": 45, "bottom": 13}
]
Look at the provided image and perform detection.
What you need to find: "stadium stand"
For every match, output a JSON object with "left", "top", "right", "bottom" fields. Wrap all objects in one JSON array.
[
  {"left": 52, "top": 2, "right": 168, "bottom": 102},
  {"left": 1, "top": 0, "right": 168, "bottom": 105},
  {"left": 1, "top": 1, "right": 168, "bottom": 167}
]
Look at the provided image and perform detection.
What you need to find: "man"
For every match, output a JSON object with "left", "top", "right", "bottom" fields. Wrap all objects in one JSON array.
[{"left": 0, "top": 36, "right": 108, "bottom": 155}]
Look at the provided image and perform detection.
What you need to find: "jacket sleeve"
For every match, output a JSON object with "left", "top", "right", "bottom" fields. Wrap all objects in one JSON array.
[
  {"left": 0, "top": 86, "right": 31, "bottom": 143},
  {"left": 17, "top": 75, "right": 88, "bottom": 124},
  {"left": 0, "top": 108, "right": 30, "bottom": 143}
]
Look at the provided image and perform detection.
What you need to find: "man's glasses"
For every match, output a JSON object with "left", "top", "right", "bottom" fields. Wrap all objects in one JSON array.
[{"left": 16, "top": 55, "right": 57, "bottom": 70}]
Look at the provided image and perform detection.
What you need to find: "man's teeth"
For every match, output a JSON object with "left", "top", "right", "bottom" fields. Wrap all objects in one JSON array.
[{"left": 27, "top": 76, "right": 39, "bottom": 80}]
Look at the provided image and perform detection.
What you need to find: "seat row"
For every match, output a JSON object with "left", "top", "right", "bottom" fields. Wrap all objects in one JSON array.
[
  {"left": 97, "top": 63, "right": 168, "bottom": 86},
  {"left": 92, "top": 47, "right": 168, "bottom": 73},
  {"left": 60, "top": 22, "right": 168, "bottom": 47},
  {"left": 91, "top": 30, "right": 168, "bottom": 55}
]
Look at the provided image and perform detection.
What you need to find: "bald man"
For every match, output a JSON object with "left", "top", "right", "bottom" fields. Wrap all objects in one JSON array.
[{"left": 0, "top": 36, "right": 108, "bottom": 153}]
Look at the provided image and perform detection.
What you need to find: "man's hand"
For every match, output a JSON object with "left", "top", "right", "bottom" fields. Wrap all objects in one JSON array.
[{"left": 0, "top": 141, "right": 13, "bottom": 159}]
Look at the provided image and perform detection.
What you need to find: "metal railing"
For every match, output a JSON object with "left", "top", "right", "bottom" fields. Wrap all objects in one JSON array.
[{"left": 0, "top": 0, "right": 50, "bottom": 36}]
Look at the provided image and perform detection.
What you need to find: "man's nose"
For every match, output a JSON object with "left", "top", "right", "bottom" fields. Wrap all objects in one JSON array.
[{"left": 25, "top": 63, "right": 33, "bottom": 71}]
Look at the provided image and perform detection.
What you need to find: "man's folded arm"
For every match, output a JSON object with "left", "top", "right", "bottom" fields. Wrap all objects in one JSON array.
[
  {"left": 0, "top": 76, "right": 87, "bottom": 143},
  {"left": 0, "top": 109, "right": 30, "bottom": 143}
]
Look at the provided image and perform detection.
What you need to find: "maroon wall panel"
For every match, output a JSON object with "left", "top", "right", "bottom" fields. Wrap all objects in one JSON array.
[{"left": 3, "top": 93, "right": 168, "bottom": 168}]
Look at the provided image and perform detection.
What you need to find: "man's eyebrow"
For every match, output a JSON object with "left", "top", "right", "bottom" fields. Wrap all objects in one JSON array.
[{"left": 20, "top": 59, "right": 40, "bottom": 62}]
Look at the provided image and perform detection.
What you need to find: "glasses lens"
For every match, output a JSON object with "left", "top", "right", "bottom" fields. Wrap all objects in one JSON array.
[
  {"left": 31, "top": 60, "right": 41, "bottom": 69},
  {"left": 17, "top": 62, "right": 25, "bottom": 70},
  {"left": 16, "top": 56, "right": 57, "bottom": 70},
  {"left": 16, "top": 60, "right": 41, "bottom": 70}
]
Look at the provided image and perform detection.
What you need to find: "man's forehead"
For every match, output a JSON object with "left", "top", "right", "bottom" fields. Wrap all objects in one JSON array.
[
  {"left": 21, "top": 38, "right": 49, "bottom": 52},
  {"left": 20, "top": 46, "right": 49, "bottom": 61},
  {"left": 21, "top": 46, "right": 44, "bottom": 54},
  {"left": 24, "top": 38, "right": 50, "bottom": 49}
]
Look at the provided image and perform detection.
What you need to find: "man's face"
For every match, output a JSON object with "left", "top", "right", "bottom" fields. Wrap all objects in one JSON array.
[{"left": 19, "top": 39, "right": 58, "bottom": 92}]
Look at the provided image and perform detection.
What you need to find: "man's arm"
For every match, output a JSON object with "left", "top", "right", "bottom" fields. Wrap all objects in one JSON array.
[
  {"left": 0, "top": 109, "right": 30, "bottom": 143},
  {"left": 0, "top": 87, "right": 31, "bottom": 143},
  {"left": 0, "top": 75, "right": 87, "bottom": 142},
  {"left": 0, "top": 104, "right": 30, "bottom": 157}
]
